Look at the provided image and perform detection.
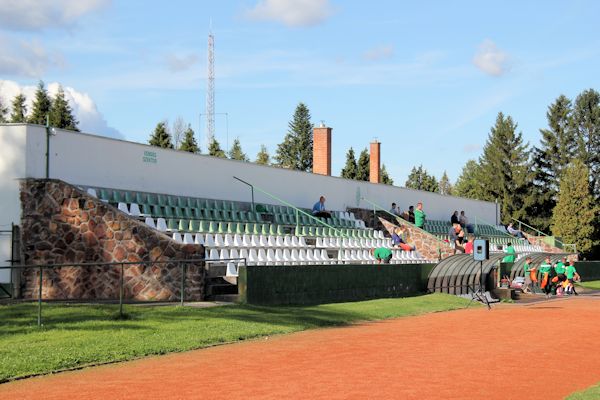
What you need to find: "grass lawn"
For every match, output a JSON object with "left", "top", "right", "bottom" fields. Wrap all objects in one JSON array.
[
  {"left": 566, "top": 383, "right": 600, "bottom": 400},
  {"left": 0, "top": 293, "right": 471, "bottom": 382},
  {"left": 576, "top": 280, "right": 600, "bottom": 290}
]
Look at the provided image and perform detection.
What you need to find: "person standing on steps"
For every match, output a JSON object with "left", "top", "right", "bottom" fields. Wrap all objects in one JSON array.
[{"left": 414, "top": 202, "right": 426, "bottom": 229}]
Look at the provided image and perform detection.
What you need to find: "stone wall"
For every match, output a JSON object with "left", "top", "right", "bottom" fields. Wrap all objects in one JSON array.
[
  {"left": 525, "top": 234, "right": 565, "bottom": 254},
  {"left": 19, "top": 179, "right": 205, "bottom": 301}
]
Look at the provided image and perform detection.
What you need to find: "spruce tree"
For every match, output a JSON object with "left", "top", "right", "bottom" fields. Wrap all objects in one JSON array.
[
  {"left": 454, "top": 160, "right": 484, "bottom": 200},
  {"left": 572, "top": 89, "right": 600, "bottom": 198},
  {"left": 228, "top": 138, "right": 249, "bottom": 161},
  {"left": 405, "top": 165, "right": 438, "bottom": 192},
  {"left": 476, "top": 112, "right": 531, "bottom": 224},
  {"left": 10, "top": 94, "right": 27, "bottom": 123},
  {"left": 380, "top": 164, "right": 394, "bottom": 185},
  {"left": 438, "top": 171, "right": 453, "bottom": 195},
  {"left": 340, "top": 147, "right": 357, "bottom": 179},
  {"left": 551, "top": 159, "right": 597, "bottom": 254},
  {"left": 28, "top": 81, "right": 51, "bottom": 125},
  {"left": 49, "top": 86, "right": 79, "bottom": 131},
  {"left": 179, "top": 125, "right": 199, "bottom": 153},
  {"left": 274, "top": 102, "right": 313, "bottom": 171},
  {"left": 148, "top": 121, "right": 174, "bottom": 149},
  {"left": 356, "top": 148, "right": 370, "bottom": 181},
  {"left": 208, "top": 137, "right": 226, "bottom": 158},
  {"left": 255, "top": 145, "right": 270, "bottom": 165}
]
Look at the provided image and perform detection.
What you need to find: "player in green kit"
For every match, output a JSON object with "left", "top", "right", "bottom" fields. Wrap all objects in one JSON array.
[
  {"left": 565, "top": 261, "right": 580, "bottom": 296},
  {"left": 371, "top": 247, "right": 393, "bottom": 264},
  {"left": 523, "top": 256, "right": 536, "bottom": 293},
  {"left": 539, "top": 257, "right": 553, "bottom": 298},
  {"left": 554, "top": 257, "right": 567, "bottom": 295}
]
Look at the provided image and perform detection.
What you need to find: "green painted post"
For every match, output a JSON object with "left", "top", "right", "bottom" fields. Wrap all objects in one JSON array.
[
  {"left": 119, "top": 264, "right": 124, "bottom": 318},
  {"left": 38, "top": 266, "right": 42, "bottom": 327},
  {"left": 180, "top": 262, "right": 185, "bottom": 306}
]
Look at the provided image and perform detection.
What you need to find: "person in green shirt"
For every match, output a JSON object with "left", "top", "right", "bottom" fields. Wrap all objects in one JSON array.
[
  {"left": 522, "top": 256, "right": 536, "bottom": 293},
  {"left": 565, "top": 261, "right": 580, "bottom": 295},
  {"left": 371, "top": 247, "right": 393, "bottom": 264},
  {"left": 539, "top": 257, "right": 553, "bottom": 298},
  {"left": 502, "top": 243, "right": 516, "bottom": 263},
  {"left": 554, "top": 257, "right": 567, "bottom": 294},
  {"left": 414, "top": 202, "right": 426, "bottom": 229}
]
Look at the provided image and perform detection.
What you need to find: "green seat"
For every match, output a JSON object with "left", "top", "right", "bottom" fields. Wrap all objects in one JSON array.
[
  {"left": 189, "top": 220, "right": 200, "bottom": 232},
  {"left": 269, "top": 224, "right": 277, "bottom": 235},
  {"left": 124, "top": 191, "right": 135, "bottom": 204},
  {"left": 178, "top": 219, "right": 189, "bottom": 231},
  {"left": 157, "top": 194, "right": 167, "bottom": 206},
  {"left": 151, "top": 205, "right": 163, "bottom": 217},
  {"left": 174, "top": 207, "right": 185, "bottom": 219},
  {"left": 217, "top": 222, "right": 226, "bottom": 233},
  {"left": 253, "top": 223, "right": 261, "bottom": 235},
  {"left": 164, "top": 206, "right": 175, "bottom": 218},
  {"left": 111, "top": 191, "right": 124, "bottom": 203},
  {"left": 135, "top": 192, "right": 147, "bottom": 205},
  {"left": 99, "top": 189, "right": 111, "bottom": 202},
  {"left": 167, "top": 196, "right": 177, "bottom": 207},
  {"left": 295, "top": 226, "right": 301, "bottom": 236},
  {"left": 276, "top": 225, "right": 284, "bottom": 235},
  {"left": 177, "top": 197, "right": 188, "bottom": 208},
  {"left": 261, "top": 224, "right": 269, "bottom": 235},
  {"left": 226, "top": 222, "right": 234, "bottom": 234},
  {"left": 198, "top": 220, "right": 207, "bottom": 232},
  {"left": 182, "top": 208, "right": 193, "bottom": 219},
  {"left": 274, "top": 214, "right": 283, "bottom": 224},
  {"left": 141, "top": 204, "right": 152, "bottom": 216},
  {"left": 167, "top": 219, "right": 178, "bottom": 231},
  {"left": 244, "top": 223, "right": 252, "bottom": 234},
  {"left": 146, "top": 193, "right": 158, "bottom": 205},
  {"left": 235, "top": 223, "right": 244, "bottom": 234},
  {"left": 196, "top": 199, "right": 208, "bottom": 209},
  {"left": 208, "top": 221, "right": 217, "bottom": 233}
]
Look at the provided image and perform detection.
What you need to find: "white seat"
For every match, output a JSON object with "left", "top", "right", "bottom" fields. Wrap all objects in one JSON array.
[
  {"left": 320, "top": 249, "right": 330, "bottom": 264},
  {"left": 247, "top": 249, "right": 258, "bottom": 266},
  {"left": 183, "top": 233, "right": 194, "bottom": 244},
  {"left": 226, "top": 261, "right": 238, "bottom": 278},
  {"left": 172, "top": 232, "right": 183, "bottom": 243},
  {"left": 337, "top": 250, "right": 344, "bottom": 262},
  {"left": 204, "top": 233, "right": 215, "bottom": 247},
  {"left": 298, "top": 249, "right": 308, "bottom": 264},
  {"left": 220, "top": 248, "right": 230, "bottom": 261},
  {"left": 331, "top": 237, "right": 341, "bottom": 248},
  {"left": 224, "top": 234, "right": 234, "bottom": 247},
  {"left": 118, "top": 202, "right": 129, "bottom": 214},
  {"left": 233, "top": 234, "right": 243, "bottom": 247},
  {"left": 290, "top": 249, "right": 300, "bottom": 265},
  {"left": 230, "top": 248, "right": 240, "bottom": 261},
  {"left": 315, "top": 237, "right": 323, "bottom": 247},
  {"left": 313, "top": 249, "right": 323, "bottom": 263},
  {"left": 291, "top": 236, "right": 300, "bottom": 247},
  {"left": 156, "top": 218, "right": 168, "bottom": 232},
  {"left": 194, "top": 233, "right": 205, "bottom": 245},
  {"left": 267, "top": 235, "right": 277, "bottom": 247},
  {"left": 275, "top": 248, "right": 284, "bottom": 264},
  {"left": 298, "top": 237, "right": 307, "bottom": 247},
  {"left": 239, "top": 248, "right": 249, "bottom": 263},
  {"left": 145, "top": 217, "right": 156, "bottom": 229},
  {"left": 305, "top": 249, "right": 315, "bottom": 263},
  {"left": 214, "top": 234, "right": 225, "bottom": 247},
  {"left": 250, "top": 235, "right": 260, "bottom": 247},
  {"left": 242, "top": 234, "right": 251, "bottom": 247},
  {"left": 86, "top": 188, "right": 97, "bottom": 197},
  {"left": 343, "top": 249, "right": 352, "bottom": 262},
  {"left": 259, "top": 235, "right": 268, "bottom": 247},
  {"left": 207, "top": 248, "right": 219, "bottom": 260},
  {"left": 276, "top": 236, "right": 285, "bottom": 247},
  {"left": 283, "top": 236, "right": 293, "bottom": 247},
  {"left": 257, "top": 248, "right": 268, "bottom": 265},
  {"left": 129, "top": 203, "right": 142, "bottom": 217},
  {"left": 266, "top": 248, "right": 276, "bottom": 265},
  {"left": 282, "top": 249, "right": 292, "bottom": 265}
]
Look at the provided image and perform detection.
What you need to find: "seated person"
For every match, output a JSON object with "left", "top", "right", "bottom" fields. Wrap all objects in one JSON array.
[
  {"left": 391, "top": 227, "right": 415, "bottom": 251},
  {"left": 407, "top": 205, "right": 415, "bottom": 224},
  {"left": 506, "top": 223, "right": 526, "bottom": 240},
  {"left": 448, "top": 222, "right": 465, "bottom": 254},
  {"left": 459, "top": 211, "right": 475, "bottom": 234},
  {"left": 371, "top": 247, "right": 393, "bottom": 264},
  {"left": 463, "top": 235, "right": 474, "bottom": 254},
  {"left": 390, "top": 202, "right": 400, "bottom": 216},
  {"left": 312, "top": 196, "right": 332, "bottom": 219},
  {"left": 450, "top": 211, "right": 459, "bottom": 225}
]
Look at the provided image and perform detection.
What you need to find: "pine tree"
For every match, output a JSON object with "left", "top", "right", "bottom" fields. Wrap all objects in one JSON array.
[
  {"left": 28, "top": 81, "right": 51, "bottom": 125},
  {"left": 438, "top": 171, "right": 453, "bottom": 195},
  {"left": 274, "top": 102, "right": 313, "bottom": 171},
  {"left": 49, "top": 86, "right": 79, "bottom": 131},
  {"left": 10, "top": 94, "right": 27, "bottom": 123},
  {"left": 256, "top": 145, "right": 270, "bottom": 165},
  {"left": 148, "top": 121, "right": 174, "bottom": 149},
  {"left": 572, "top": 89, "right": 600, "bottom": 198},
  {"left": 0, "top": 98, "right": 7, "bottom": 123},
  {"left": 179, "top": 125, "right": 199, "bottom": 153},
  {"left": 552, "top": 159, "right": 597, "bottom": 254},
  {"left": 356, "top": 148, "right": 370, "bottom": 181},
  {"left": 228, "top": 138, "right": 248, "bottom": 161},
  {"left": 476, "top": 112, "right": 531, "bottom": 224},
  {"left": 454, "top": 160, "right": 484, "bottom": 199},
  {"left": 208, "top": 137, "right": 226, "bottom": 158},
  {"left": 405, "top": 165, "right": 438, "bottom": 192},
  {"left": 340, "top": 147, "right": 357, "bottom": 179},
  {"left": 381, "top": 164, "right": 394, "bottom": 185}
]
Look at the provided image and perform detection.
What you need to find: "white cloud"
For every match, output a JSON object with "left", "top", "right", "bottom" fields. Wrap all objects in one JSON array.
[
  {"left": 0, "top": 0, "right": 110, "bottom": 31},
  {"left": 473, "top": 39, "right": 510, "bottom": 77},
  {"left": 0, "top": 35, "right": 65, "bottom": 77},
  {"left": 165, "top": 53, "right": 199, "bottom": 72},
  {"left": 245, "top": 0, "right": 334, "bottom": 27},
  {"left": 363, "top": 45, "right": 394, "bottom": 61},
  {"left": 0, "top": 80, "right": 123, "bottom": 139}
]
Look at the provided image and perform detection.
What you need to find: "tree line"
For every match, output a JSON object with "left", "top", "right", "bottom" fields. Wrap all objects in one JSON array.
[{"left": 0, "top": 81, "right": 79, "bottom": 131}]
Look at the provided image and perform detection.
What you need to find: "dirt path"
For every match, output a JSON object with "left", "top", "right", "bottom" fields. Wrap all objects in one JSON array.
[{"left": 2, "top": 297, "right": 600, "bottom": 400}]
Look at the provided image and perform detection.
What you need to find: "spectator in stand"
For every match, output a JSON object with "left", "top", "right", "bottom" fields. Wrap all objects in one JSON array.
[
  {"left": 414, "top": 202, "right": 425, "bottom": 228},
  {"left": 450, "top": 211, "right": 459, "bottom": 225},
  {"left": 407, "top": 205, "right": 415, "bottom": 224},
  {"left": 502, "top": 242, "right": 516, "bottom": 263},
  {"left": 391, "top": 227, "right": 415, "bottom": 251},
  {"left": 463, "top": 235, "right": 475, "bottom": 254},
  {"left": 389, "top": 202, "right": 401, "bottom": 216},
  {"left": 312, "top": 196, "right": 332, "bottom": 219},
  {"left": 459, "top": 211, "right": 474, "bottom": 234},
  {"left": 448, "top": 222, "right": 465, "bottom": 254},
  {"left": 507, "top": 223, "right": 526, "bottom": 240},
  {"left": 371, "top": 247, "right": 393, "bottom": 264}
]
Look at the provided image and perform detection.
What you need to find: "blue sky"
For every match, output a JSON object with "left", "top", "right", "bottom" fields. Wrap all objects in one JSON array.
[{"left": 1, "top": 0, "right": 600, "bottom": 184}]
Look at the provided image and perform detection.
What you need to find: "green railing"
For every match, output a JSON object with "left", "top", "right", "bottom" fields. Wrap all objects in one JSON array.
[
  {"left": 232, "top": 176, "right": 351, "bottom": 241},
  {"left": 510, "top": 217, "right": 576, "bottom": 253},
  {"left": 360, "top": 197, "right": 450, "bottom": 259},
  {"left": 472, "top": 215, "right": 514, "bottom": 239}
]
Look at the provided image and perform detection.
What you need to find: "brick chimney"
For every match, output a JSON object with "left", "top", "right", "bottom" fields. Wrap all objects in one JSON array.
[
  {"left": 369, "top": 140, "right": 380, "bottom": 183},
  {"left": 313, "top": 123, "right": 332, "bottom": 176}
]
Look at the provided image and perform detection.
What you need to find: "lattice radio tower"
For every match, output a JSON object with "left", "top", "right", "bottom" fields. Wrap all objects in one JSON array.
[{"left": 206, "top": 26, "right": 215, "bottom": 145}]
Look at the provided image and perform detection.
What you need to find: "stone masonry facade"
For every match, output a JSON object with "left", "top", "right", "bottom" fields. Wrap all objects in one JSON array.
[{"left": 19, "top": 179, "right": 205, "bottom": 301}]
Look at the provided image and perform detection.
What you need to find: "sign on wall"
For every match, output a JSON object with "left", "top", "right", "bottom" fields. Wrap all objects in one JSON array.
[{"left": 143, "top": 151, "right": 157, "bottom": 164}]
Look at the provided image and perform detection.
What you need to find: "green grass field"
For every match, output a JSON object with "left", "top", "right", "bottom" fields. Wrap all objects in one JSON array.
[
  {"left": 0, "top": 293, "right": 471, "bottom": 382},
  {"left": 577, "top": 280, "right": 600, "bottom": 290},
  {"left": 566, "top": 383, "right": 600, "bottom": 400}
]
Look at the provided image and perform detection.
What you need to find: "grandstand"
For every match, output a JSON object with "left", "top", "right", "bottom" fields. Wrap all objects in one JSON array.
[{"left": 0, "top": 123, "right": 571, "bottom": 303}]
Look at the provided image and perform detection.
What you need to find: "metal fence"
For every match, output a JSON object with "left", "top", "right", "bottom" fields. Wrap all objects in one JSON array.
[{"left": 0, "top": 257, "right": 245, "bottom": 326}]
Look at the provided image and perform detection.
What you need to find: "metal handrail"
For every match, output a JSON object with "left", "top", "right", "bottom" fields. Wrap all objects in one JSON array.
[
  {"left": 509, "top": 216, "right": 574, "bottom": 251},
  {"left": 472, "top": 215, "right": 514, "bottom": 238}
]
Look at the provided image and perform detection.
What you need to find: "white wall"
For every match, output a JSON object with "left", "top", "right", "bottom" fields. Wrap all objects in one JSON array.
[{"left": 23, "top": 125, "right": 498, "bottom": 222}]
